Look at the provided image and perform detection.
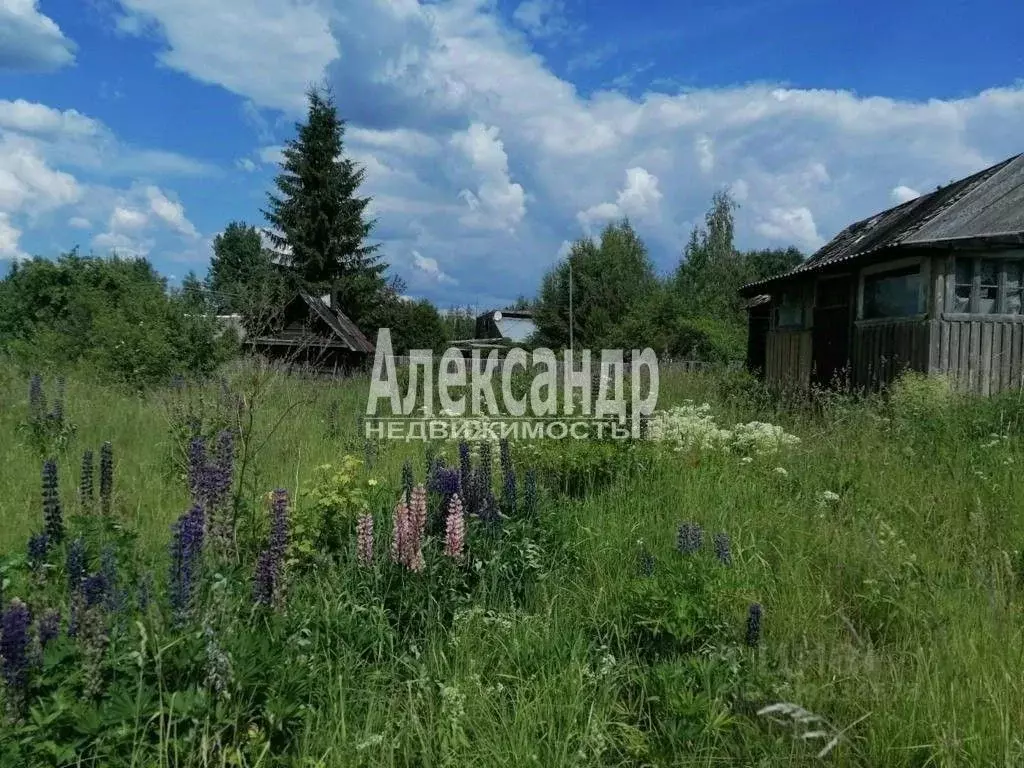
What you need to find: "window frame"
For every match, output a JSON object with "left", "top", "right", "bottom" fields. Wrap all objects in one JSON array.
[
  {"left": 944, "top": 254, "right": 1024, "bottom": 318},
  {"left": 856, "top": 256, "right": 926, "bottom": 322},
  {"left": 774, "top": 288, "right": 806, "bottom": 330}
]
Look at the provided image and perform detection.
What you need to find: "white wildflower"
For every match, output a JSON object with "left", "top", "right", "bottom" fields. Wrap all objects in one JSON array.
[
  {"left": 774, "top": 466, "right": 789, "bottom": 476},
  {"left": 819, "top": 490, "right": 841, "bottom": 504}
]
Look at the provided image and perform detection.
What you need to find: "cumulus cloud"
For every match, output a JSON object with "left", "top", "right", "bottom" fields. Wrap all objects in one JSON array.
[
  {"left": 68, "top": 216, "right": 92, "bottom": 229},
  {"left": 92, "top": 185, "right": 200, "bottom": 255},
  {"left": 114, "top": 0, "right": 339, "bottom": 113},
  {"left": 0, "top": 213, "right": 28, "bottom": 262},
  {"left": 0, "top": 133, "right": 81, "bottom": 214},
  {"left": 14, "top": 0, "right": 1024, "bottom": 305},
  {"left": 236, "top": 157, "right": 257, "bottom": 172},
  {"left": 450, "top": 123, "right": 526, "bottom": 232},
  {"left": 146, "top": 186, "right": 199, "bottom": 237},
  {"left": 891, "top": 185, "right": 921, "bottom": 204},
  {"left": 412, "top": 251, "right": 456, "bottom": 284},
  {"left": 578, "top": 167, "right": 663, "bottom": 230},
  {"left": 0, "top": 0, "right": 76, "bottom": 73},
  {"left": 755, "top": 207, "right": 823, "bottom": 251}
]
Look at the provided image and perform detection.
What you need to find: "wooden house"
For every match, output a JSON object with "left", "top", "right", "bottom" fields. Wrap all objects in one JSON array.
[
  {"left": 248, "top": 291, "right": 375, "bottom": 372},
  {"left": 739, "top": 153, "right": 1024, "bottom": 394}
]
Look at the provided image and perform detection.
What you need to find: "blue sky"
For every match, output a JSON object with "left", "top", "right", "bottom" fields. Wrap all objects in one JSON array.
[{"left": 2, "top": 0, "right": 1023, "bottom": 309}]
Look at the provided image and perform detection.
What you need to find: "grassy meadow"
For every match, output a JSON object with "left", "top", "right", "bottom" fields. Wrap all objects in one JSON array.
[{"left": 2, "top": 360, "right": 1024, "bottom": 766}]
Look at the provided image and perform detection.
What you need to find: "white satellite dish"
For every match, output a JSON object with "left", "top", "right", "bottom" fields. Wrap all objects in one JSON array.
[{"left": 493, "top": 311, "right": 503, "bottom": 322}]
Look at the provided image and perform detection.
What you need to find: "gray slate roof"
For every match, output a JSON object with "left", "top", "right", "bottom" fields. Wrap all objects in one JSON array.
[
  {"left": 299, "top": 291, "right": 376, "bottom": 353},
  {"left": 740, "top": 153, "right": 1024, "bottom": 296}
]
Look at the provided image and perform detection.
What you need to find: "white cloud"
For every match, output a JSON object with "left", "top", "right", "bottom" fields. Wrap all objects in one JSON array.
[
  {"left": 145, "top": 186, "right": 198, "bottom": 237},
  {"left": 451, "top": 123, "right": 526, "bottom": 232},
  {"left": 412, "top": 251, "right": 456, "bottom": 284},
  {"left": 0, "top": 213, "right": 28, "bottom": 262},
  {"left": 0, "top": 100, "right": 100, "bottom": 137},
  {"left": 114, "top": 0, "right": 339, "bottom": 113},
  {"left": 891, "top": 185, "right": 921, "bottom": 204},
  {"left": 110, "top": 206, "right": 148, "bottom": 231},
  {"left": 0, "top": 133, "right": 81, "bottom": 213},
  {"left": 7, "top": 0, "right": 1024, "bottom": 306},
  {"left": 236, "top": 157, "right": 257, "bottom": 172},
  {"left": 68, "top": 216, "right": 91, "bottom": 229},
  {"left": 755, "top": 207, "right": 823, "bottom": 251},
  {"left": 578, "top": 166, "right": 663, "bottom": 230},
  {"left": 0, "top": 0, "right": 76, "bottom": 73},
  {"left": 258, "top": 145, "right": 284, "bottom": 165}
]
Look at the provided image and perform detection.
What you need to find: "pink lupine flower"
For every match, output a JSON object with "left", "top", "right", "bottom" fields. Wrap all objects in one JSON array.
[
  {"left": 356, "top": 513, "right": 374, "bottom": 566},
  {"left": 391, "top": 495, "right": 424, "bottom": 572},
  {"left": 390, "top": 500, "right": 406, "bottom": 563},
  {"left": 410, "top": 484, "right": 427, "bottom": 540},
  {"left": 444, "top": 494, "right": 466, "bottom": 561}
]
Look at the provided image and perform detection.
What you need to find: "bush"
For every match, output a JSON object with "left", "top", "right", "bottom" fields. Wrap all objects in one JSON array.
[{"left": 0, "top": 252, "right": 237, "bottom": 388}]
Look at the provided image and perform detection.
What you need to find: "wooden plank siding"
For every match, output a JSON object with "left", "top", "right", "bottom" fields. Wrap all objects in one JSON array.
[
  {"left": 765, "top": 330, "right": 812, "bottom": 389},
  {"left": 931, "top": 318, "right": 1024, "bottom": 394},
  {"left": 851, "top": 320, "right": 930, "bottom": 390}
]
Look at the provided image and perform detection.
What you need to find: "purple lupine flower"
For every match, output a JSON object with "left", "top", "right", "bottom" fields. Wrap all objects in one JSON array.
[
  {"left": 170, "top": 374, "right": 186, "bottom": 391},
  {"left": 524, "top": 469, "right": 537, "bottom": 518},
  {"left": 713, "top": 532, "right": 732, "bottom": 566},
  {"left": 637, "top": 546, "right": 655, "bottom": 577},
  {"left": 42, "top": 459, "right": 63, "bottom": 544},
  {"left": 429, "top": 466, "right": 460, "bottom": 500},
  {"left": 28, "top": 374, "right": 45, "bottom": 423},
  {"left": 38, "top": 609, "right": 60, "bottom": 648},
  {"left": 27, "top": 532, "right": 49, "bottom": 571},
  {"left": 100, "top": 547, "right": 123, "bottom": 613},
  {"left": 745, "top": 603, "right": 763, "bottom": 648},
  {"left": 81, "top": 572, "right": 108, "bottom": 609},
  {"left": 356, "top": 513, "right": 373, "bottom": 567},
  {"left": 99, "top": 441, "right": 114, "bottom": 515},
  {"left": 67, "top": 598, "right": 81, "bottom": 639},
  {"left": 499, "top": 438, "right": 512, "bottom": 475},
  {"left": 253, "top": 490, "right": 289, "bottom": 607},
  {"left": 66, "top": 537, "right": 85, "bottom": 592},
  {"left": 676, "top": 523, "right": 703, "bottom": 555},
  {"left": 477, "top": 444, "right": 493, "bottom": 510},
  {"left": 1, "top": 599, "right": 31, "bottom": 698},
  {"left": 80, "top": 449, "right": 94, "bottom": 510},
  {"left": 211, "top": 429, "right": 234, "bottom": 508},
  {"left": 169, "top": 504, "right": 205, "bottom": 621},
  {"left": 252, "top": 549, "right": 276, "bottom": 606}
]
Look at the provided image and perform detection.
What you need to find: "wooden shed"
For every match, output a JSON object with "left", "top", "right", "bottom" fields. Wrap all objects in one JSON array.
[
  {"left": 739, "top": 152, "right": 1024, "bottom": 394},
  {"left": 248, "top": 291, "right": 375, "bottom": 372}
]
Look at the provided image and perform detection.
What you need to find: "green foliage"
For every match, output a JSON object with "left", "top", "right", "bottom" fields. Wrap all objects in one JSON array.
[
  {"left": 262, "top": 85, "right": 387, "bottom": 332},
  {"left": 534, "top": 219, "right": 658, "bottom": 348},
  {"left": 0, "top": 252, "right": 235, "bottom": 387},
  {"left": 207, "top": 221, "right": 288, "bottom": 330},
  {"left": 297, "top": 457, "right": 383, "bottom": 557}
]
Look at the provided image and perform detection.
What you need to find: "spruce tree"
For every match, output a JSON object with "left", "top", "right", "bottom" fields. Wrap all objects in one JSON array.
[{"left": 262, "top": 85, "right": 386, "bottom": 328}]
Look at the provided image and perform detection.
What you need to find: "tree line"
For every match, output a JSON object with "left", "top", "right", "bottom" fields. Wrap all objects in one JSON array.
[{"left": 0, "top": 85, "right": 803, "bottom": 385}]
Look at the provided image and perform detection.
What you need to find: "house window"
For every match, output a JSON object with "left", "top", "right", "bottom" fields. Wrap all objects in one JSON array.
[
  {"left": 952, "top": 257, "right": 1024, "bottom": 314},
  {"left": 954, "top": 258, "right": 972, "bottom": 312},
  {"left": 776, "top": 291, "right": 804, "bottom": 328},
  {"left": 863, "top": 266, "right": 921, "bottom": 319},
  {"left": 1006, "top": 262, "right": 1024, "bottom": 315}
]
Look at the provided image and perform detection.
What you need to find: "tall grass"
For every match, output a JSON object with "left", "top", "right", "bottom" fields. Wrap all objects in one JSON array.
[{"left": 1, "top": 362, "right": 1024, "bottom": 766}]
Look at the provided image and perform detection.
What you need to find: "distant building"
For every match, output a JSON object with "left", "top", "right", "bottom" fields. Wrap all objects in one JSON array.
[
  {"left": 474, "top": 309, "right": 537, "bottom": 343},
  {"left": 739, "top": 152, "right": 1024, "bottom": 394},
  {"left": 248, "top": 290, "right": 374, "bottom": 372}
]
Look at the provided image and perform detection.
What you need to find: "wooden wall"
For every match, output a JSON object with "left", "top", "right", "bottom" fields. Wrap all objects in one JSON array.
[
  {"left": 851, "top": 320, "right": 929, "bottom": 390},
  {"left": 765, "top": 330, "right": 812, "bottom": 389},
  {"left": 932, "top": 318, "right": 1024, "bottom": 395}
]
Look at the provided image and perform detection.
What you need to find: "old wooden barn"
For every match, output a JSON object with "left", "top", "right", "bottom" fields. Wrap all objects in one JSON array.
[
  {"left": 739, "top": 152, "right": 1024, "bottom": 394},
  {"left": 248, "top": 291, "right": 375, "bottom": 372}
]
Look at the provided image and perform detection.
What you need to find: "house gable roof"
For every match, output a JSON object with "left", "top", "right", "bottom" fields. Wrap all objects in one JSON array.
[
  {"left": 298, "top": 291, "right": 375, "bottom": 353},
  {"left": 739, "top": 153, "right": 1024, "bottom": 297}
]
